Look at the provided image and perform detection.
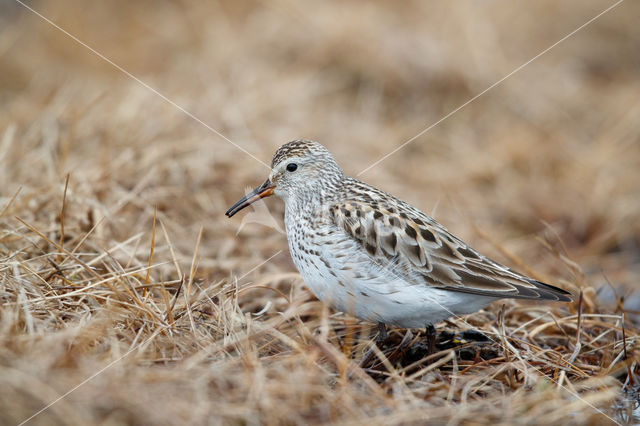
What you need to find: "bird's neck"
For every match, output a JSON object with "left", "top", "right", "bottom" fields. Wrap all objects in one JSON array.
[{"left": 284, "top": 178, "right": 342, "bottom": 219}]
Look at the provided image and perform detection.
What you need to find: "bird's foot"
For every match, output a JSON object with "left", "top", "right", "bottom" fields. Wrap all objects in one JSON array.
[
  {"left": 434, "top": 328, "right": 495, "bottom": 361},
  {"left": 459, "top": 329, "right": 491, "bottom": 343},
  {"left": 436, "top": 329, "right": 491, "bottom": 348}
]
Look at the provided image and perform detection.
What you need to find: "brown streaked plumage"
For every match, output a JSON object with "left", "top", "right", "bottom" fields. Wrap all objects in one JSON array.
[{"left": 226, "top": 140, "right": 572, "bottom": 329}]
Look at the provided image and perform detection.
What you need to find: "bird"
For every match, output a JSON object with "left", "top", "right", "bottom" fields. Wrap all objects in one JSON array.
[{"left": 225, "top": 140, "right": 572, "bottom": 342}]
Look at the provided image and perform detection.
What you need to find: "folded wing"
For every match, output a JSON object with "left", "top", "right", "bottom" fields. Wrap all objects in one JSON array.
[{"left": 329, "top": 198, "right": 572, "bottom": 302}]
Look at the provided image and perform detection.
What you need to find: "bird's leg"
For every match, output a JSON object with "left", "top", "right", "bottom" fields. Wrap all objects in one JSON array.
[
  {"left": 376, "top": 322, "right": 388, "bottom": 344},
  {"left": 425, "top": 324, "right": 437, "bottom": 355},
  {"left": 360, "top": 323, "right": 388, "bottom": 368}
]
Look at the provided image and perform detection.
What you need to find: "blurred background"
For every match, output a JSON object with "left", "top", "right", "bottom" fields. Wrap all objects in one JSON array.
[
  {"left": 2, "top": 0, "right": 638, "bottom": 298},
  {"left": 0, "top": 0, "right": 639, "bottom": 423}
]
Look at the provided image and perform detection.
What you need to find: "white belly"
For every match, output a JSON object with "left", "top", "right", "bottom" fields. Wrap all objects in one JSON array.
[{"left": 287, "top": 224, "right": 494, "bottom": 328}]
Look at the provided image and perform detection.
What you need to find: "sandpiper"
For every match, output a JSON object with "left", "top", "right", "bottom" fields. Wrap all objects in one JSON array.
[{"left": 226, "top": 140, "right": 572, "bottom": 335}]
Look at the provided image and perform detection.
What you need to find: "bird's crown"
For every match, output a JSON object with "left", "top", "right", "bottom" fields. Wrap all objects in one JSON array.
[{"left": 271, "top": 140, "right": 334, "bottom": 168}]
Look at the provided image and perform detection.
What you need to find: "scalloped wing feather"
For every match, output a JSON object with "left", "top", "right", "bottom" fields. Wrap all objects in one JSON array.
[{"left": 329, "top": 194, "right": 572, "bottom": 303}]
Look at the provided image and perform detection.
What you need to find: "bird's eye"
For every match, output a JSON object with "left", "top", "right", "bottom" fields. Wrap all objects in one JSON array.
[{"left": 286, "top": 163, "right": 298, "bottom": 172}]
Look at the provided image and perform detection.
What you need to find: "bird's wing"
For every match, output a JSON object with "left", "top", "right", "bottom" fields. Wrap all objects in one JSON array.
[{"left": 328, "top": 199, "right": 572, "bottom": 302}]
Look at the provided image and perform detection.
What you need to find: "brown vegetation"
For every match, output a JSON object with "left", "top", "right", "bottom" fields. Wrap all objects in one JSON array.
[{"left": 1, "top": 1, "right": 638, "bottom": 424}]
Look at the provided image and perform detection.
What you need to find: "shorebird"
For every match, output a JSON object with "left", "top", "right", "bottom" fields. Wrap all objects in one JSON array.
[{"left": 226, "top": 140, "right": 572, "bottom": 340}]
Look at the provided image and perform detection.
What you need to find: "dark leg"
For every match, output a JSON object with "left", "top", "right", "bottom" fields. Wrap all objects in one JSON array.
[
  {"left": 376, "top": 322, "right": 388, "bottom": 344},
  {"left": 425, "top": 324, "right": 436, "bottom": 355},
  {"left": 360, "top": 323, "right": 388, "bottom": 368}
]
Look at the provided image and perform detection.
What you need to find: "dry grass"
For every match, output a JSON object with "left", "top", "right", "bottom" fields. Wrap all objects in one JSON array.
[{"left": 1, "top": 0, "right": 639, "bottom": 424}]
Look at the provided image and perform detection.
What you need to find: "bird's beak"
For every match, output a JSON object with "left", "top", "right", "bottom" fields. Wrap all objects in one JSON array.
[{"left": 225, "top": 179, "right": 275, "bottom": 217}]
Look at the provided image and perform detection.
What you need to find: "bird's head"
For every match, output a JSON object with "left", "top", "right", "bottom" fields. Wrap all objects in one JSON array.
[{"left": 225, "top": 140, "right": 343, "bottom": 217}]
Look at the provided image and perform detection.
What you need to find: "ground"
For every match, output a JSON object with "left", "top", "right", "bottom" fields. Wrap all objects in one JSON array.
[{"left": 0, "top": 1, "right": 638, "bottom": 424}]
